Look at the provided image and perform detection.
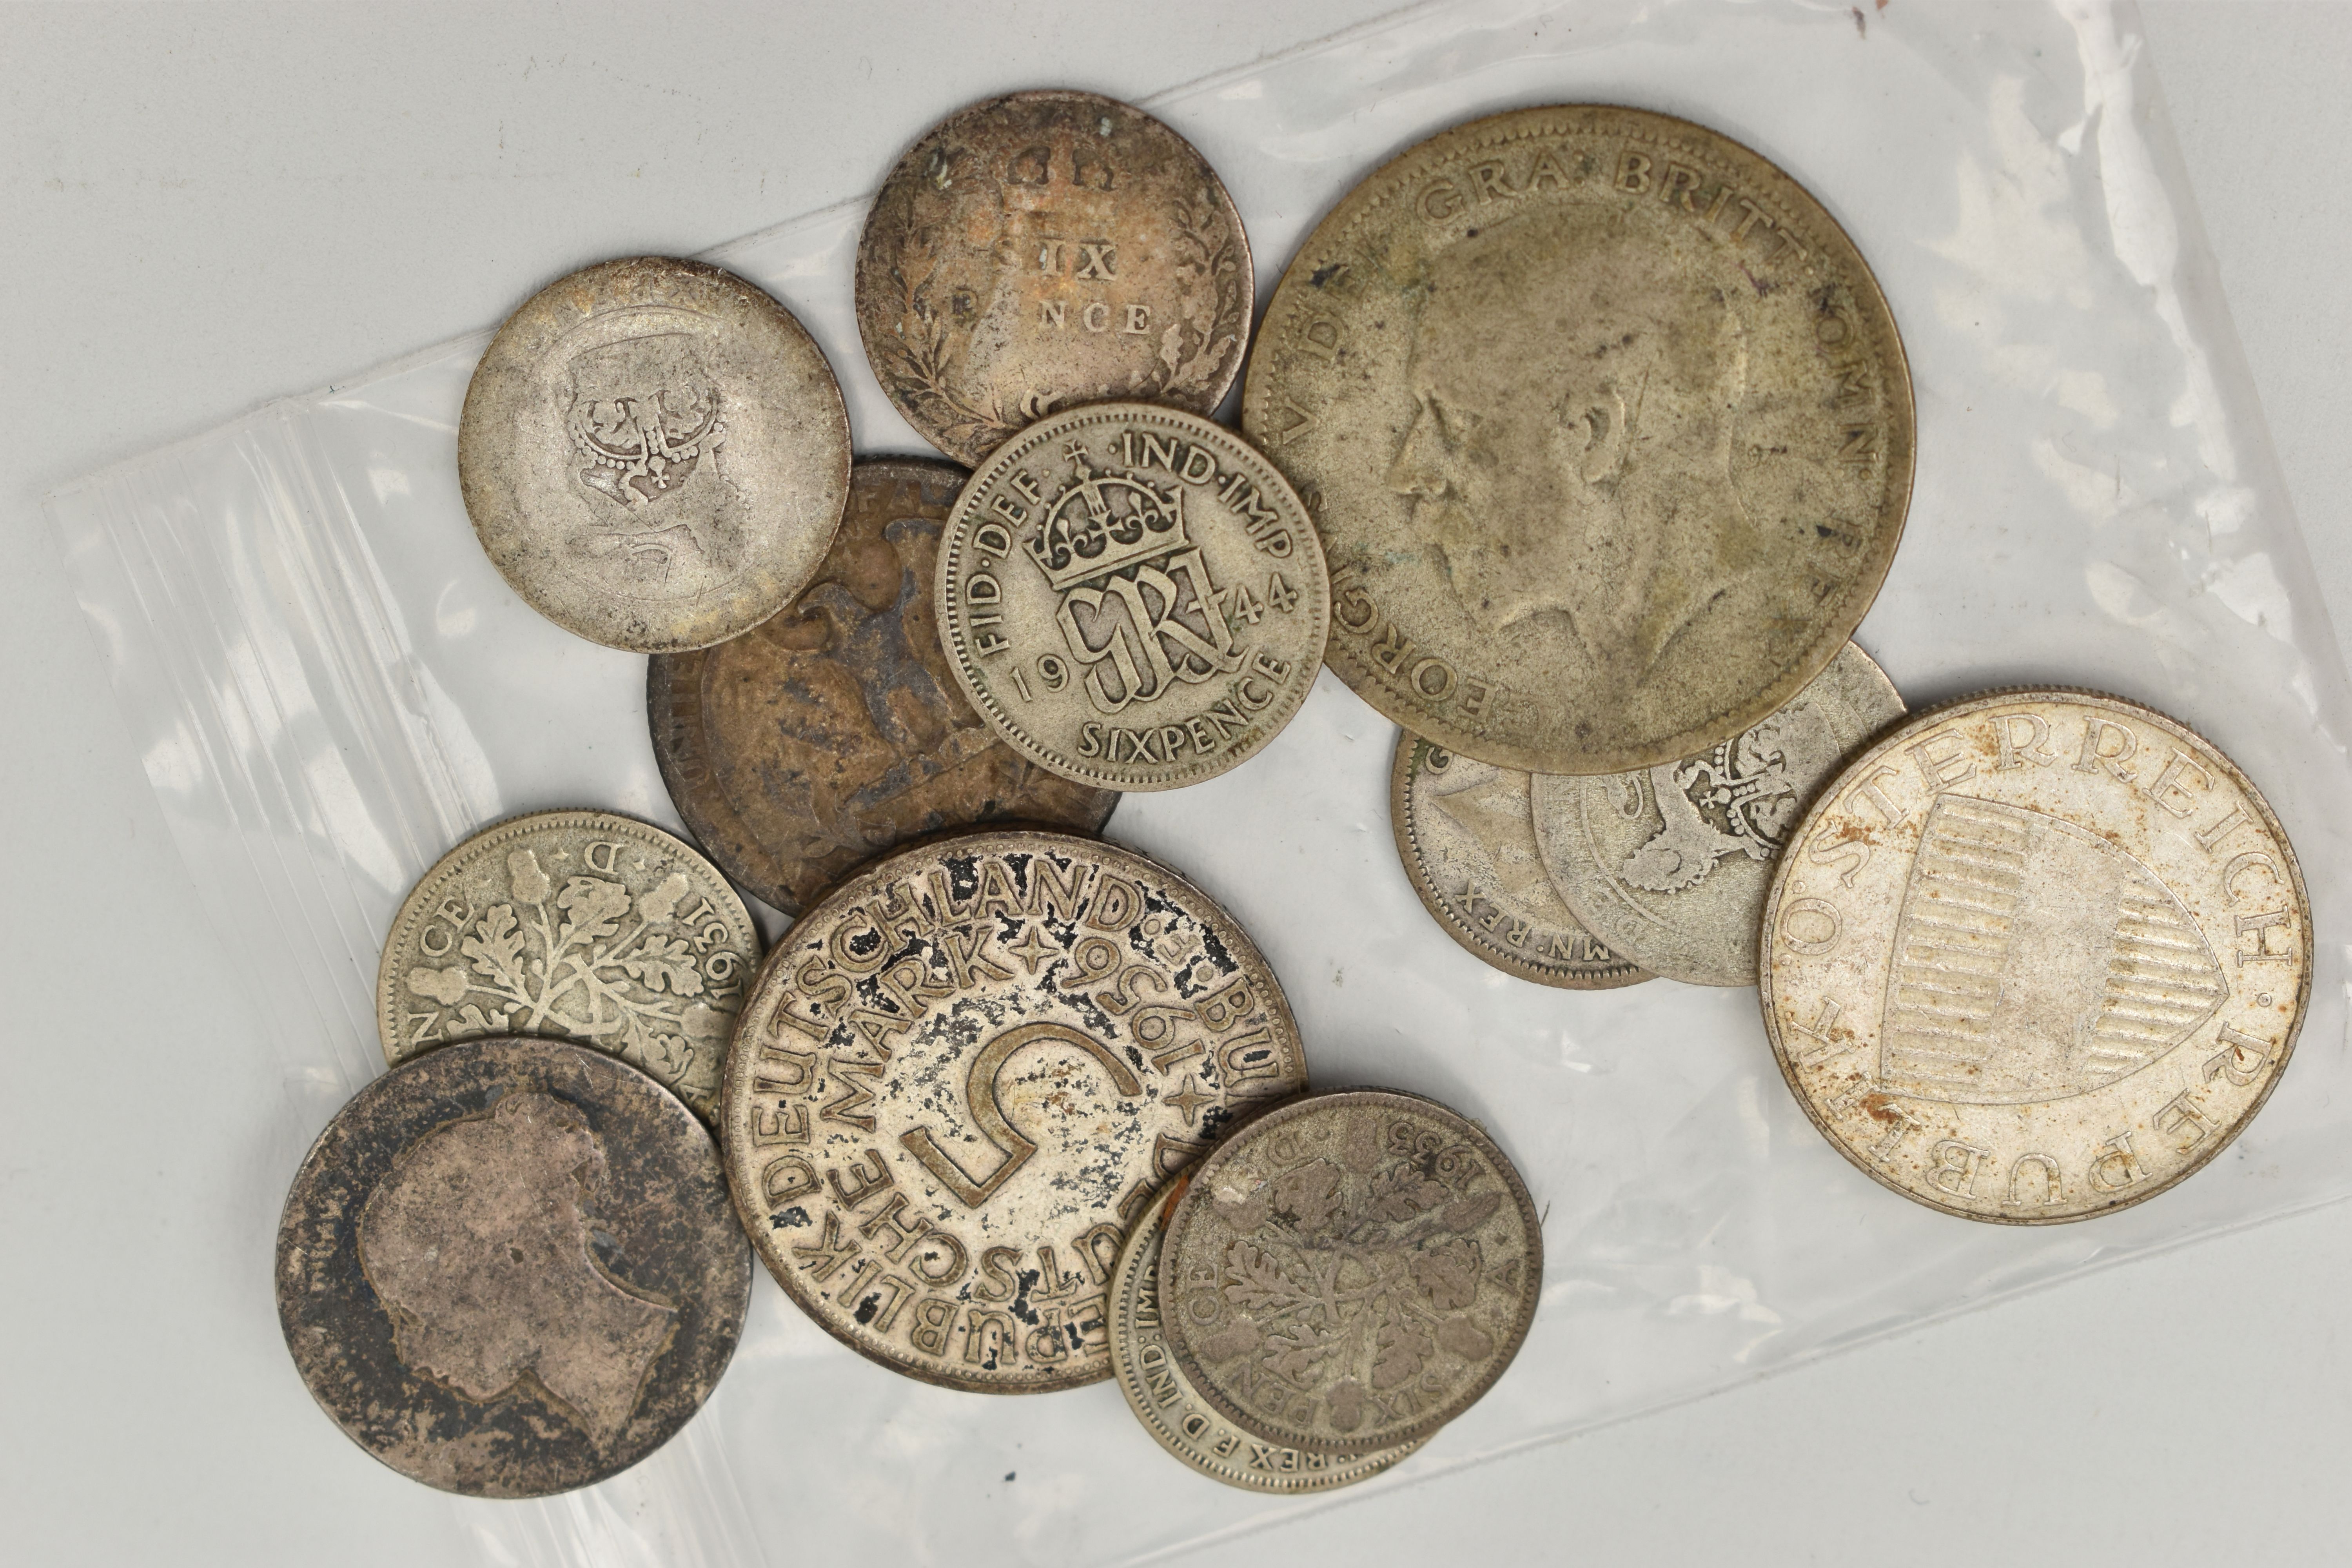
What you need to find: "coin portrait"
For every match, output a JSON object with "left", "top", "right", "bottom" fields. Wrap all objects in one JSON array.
[
  {"left": 460, "top": 256, "right": 852, "bottom": 652},
  {"left": 276, "top": 1037, "right": 751, "bottom": 1497},
  {"left": 1244, "top": 105, "right": 1913, "bottom": 775},
  {"left": 1760, "top": 691, "right": 2311, "bottom": 1223}
]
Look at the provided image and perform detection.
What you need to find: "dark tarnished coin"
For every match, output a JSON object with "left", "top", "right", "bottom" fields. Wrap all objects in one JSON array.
[
  {"left": 1762, "top": 691, "right": 2311, "bottom": 1223},
  {"left": 1243, "top": 105, "right": 1914, "bottom": 776},
  {"left": 460, "top": 256, "right": 852, "bottom": 652},
  {"left": 276, "top": 1037, "right": 751, "bottom": 1497},
  {"left": 1160, "top": 1089, "right": 1541, "bottom": 1455},
  {"left": 1390, "top": 732, "right": 1648, "bottom": 990},
  {"left": 720, "top": 829, "right": 1308, "bottom": 1392},
  {"left": 855, "top": 90, "right": 1252, "bottom": 467},
  {"left": 649, "top": 458, "right": 1118, "bottom": 916}
]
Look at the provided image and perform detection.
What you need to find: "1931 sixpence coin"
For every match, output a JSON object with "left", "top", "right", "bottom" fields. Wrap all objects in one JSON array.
[
  {"left": 936, "top": 403, "right": 1329, "bottom": 790},
  {"left": 856, "top": 91, "right": 1252, "bottom": 467},
  {"left": 1760, "top": 691, "right": 2311, "bottom": 1223},
  {"left": 650, "top": 459, "right": 1118, "bottom": 915},
  {"left": 720, "top": 829, "right": 1307, "bottom": 1392},
  {"left": 1243, "top": 106, "right": 1913, "bottom": 776},
  {"left": 1161, "top": 1089, "right": 1541, "bottom": 1455},
  {"left": 277, "top": 1037, "right": 750, "bottom": 1497},
  {"left": 460, "top": 256, "right": 851, "bottom": 652}
]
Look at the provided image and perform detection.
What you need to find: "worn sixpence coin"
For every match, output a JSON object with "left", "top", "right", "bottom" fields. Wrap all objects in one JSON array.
[
  {"left": 1390, "top": 733, "right": 1647, "bottom": 990},
  {"left": 649, "top": 458, "right": 1118, "bottom": 916},
  {"left": 1110, "top": 1182, "right": 1424, "bottom": 1491},
  {"left": 1760, "top": 690, "right": 2311, "bottom": 1223},
  {"left": 1243, "top": 105, "right": 1913, "bottom": 775},
  {"left": 378, "top": 810, "right": 759, "bottom": 1121},
  {"left": 855, "top": 91, "right": 1252, "bottom": 467},
  {"left": 720, "top": 829, "right": 1308, "bottom": 1391},
  {"left": 276, "top": 1037, "right": 751, "bottom": 1497},
  {"left": 1161, "top": 1089, "right": 1541, "bottom": 1455},
  {"left": 459, "top": 256, "right": 851, "bottom": 652},
  {"left": 935, "top": 403, "right": 1328, "bottom": 789},
  {"left": 1532, "top": 641, "right": 1903, "bottom": 986}
]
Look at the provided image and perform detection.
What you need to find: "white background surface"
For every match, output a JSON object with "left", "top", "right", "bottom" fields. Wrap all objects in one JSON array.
[{"left": 4, "top": 3, "right": 2349, "bottom": 1564}]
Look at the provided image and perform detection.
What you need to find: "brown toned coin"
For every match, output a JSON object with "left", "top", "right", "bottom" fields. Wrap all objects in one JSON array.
[
  {"left": 936, "top": 403, "right": 1329, "bottom": 790},
  {"left": 855, "top": 90, "right": 1252, "bottom": 467},
  {"left": 720, "top": 829, "right": 1307, "bottom": 1392},
  {"left": 1390, "top": 732, "right": 1647, "bottom": 990},
  {"left": 1243, "top": 105, "right": 1914, "bottom": 776},
  {"left": 649, "top": 459, "right": 1118, "bottom": 916},
  {"left": 1760, "top": 691, "right": 2311, "bottom": 1223},
  {"left": 276, "top": 1036, "right": 751, "bottom": 1497},
  {"left": 1532, "top": 641, "right": 1904, "bottom": 987},
  {"left": 1161, "top": 1089, "right": 1541, "bottom": 1455},
  {"left": 460, "top": 256, "right": 851, "bottom": 652},
  {"left": 1110, "top": 1182, "right": 1424, "bottom": 1491},
  {"left": 378, "top": 810, "right": 759, "bottom": 1121}
]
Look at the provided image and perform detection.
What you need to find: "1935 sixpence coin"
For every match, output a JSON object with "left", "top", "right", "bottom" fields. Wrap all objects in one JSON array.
[
  {"left": 1760, "top": 691, "right": 2310, "bottom": 1223},
  {"left": 1532, "top": 641, "right": 1903, "bottom": 986},
  {"left": 1390, "top": 733, "right": 1647, "bottom": 990},
  {"left": 650, "top": 459, "right": 1119, "bottom": 915},
  {"left": 1161, "top": 1089, "right": 1541, "bottom": 1455},
  {"left": 856, "top": 91, "right": 1252, "bottom": 468},
  {"left": 1243, "top": 106, "right": 1913, "bottom": 776},
  {"left": 277, "top": 1036, "right": 750, "bottom": 1497},
  {"left": 936, "top": 403, "right": 1329, "bottom": 790},
  {"left": 720, "top": 829, "right": 1307, "bottom": 1392},
  {"left": 460, "top": 256, "right": 851, "bottom": 652}
]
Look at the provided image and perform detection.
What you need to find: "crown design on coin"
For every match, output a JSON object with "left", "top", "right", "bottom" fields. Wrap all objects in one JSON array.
[
  {"left": 1023, "top": 445, "right": 1188, "bottom": 592},
  {"left": 564, "top": 333, "right": 724, "bottom": 509}
]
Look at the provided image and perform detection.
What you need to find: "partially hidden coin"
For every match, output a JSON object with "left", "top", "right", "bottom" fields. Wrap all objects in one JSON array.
[
  {"left": 649, "top": 458, "right": 1119, "bottom": 916},
  {"left": 1390, "top": 732, "right": 1648, "bottom": 990},
  {"left": 855, "top": 90, "right": 1252, "bottom": 468},
  {"left": 276, "top": 1036, "right": 751, "bottom": 1497},
  {"left": 1110, "top": 1181, "right": 1424, "bottom": 1491},
  {"left": 1160, "top": 1089, "right": 1541, "bottom": 1455},
  {"left": 1760, "top": 690, "right": 2311, "bottom": 1223},
  {"left": 1531, "top": 641, "right": 1903, "bottom": 987},
  {"left": 379, "top": 809, "right": 759, "bottom": 1121},
  {"left": 460, "top": 256, "right": 852, "bottom": 652},
  {"left": 720, "top": 829, "right": 1308, "bottom": 1392},
  {"left": 1243, "top": 105, "right": 1914, "bottom": 776},
  {"left": 936, "top": 403, "right": 1329, "bottom": 791}
]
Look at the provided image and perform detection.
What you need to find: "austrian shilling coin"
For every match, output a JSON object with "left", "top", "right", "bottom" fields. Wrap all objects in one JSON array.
[
  {"left": 935, "top": 403, "right": 1330, "bottom": 790},
  {"left": 1242, "top": 106, "right": 1914, "bottom": 776},
  {"left": 1760, "top": 690, "right": 2311, "bottom": 1224},
  {"left": 649, "top": 459, "right": 1119, "bottom": 916},
  {"left": 276, "top": 1036, "right": 751, "bottom": 1497},
  {"left": 1160, "top": 1089, "right": 1541, "bottom": 1455},
  {"left": 459, "top": 256, "right": 852, "bottom": 652},
  {"left": 1109, "top": 1182, "right": 1424, "bottom": 1491},
  {"left": 378, "top": 810, "right": 759, "bottom": 1121},
  {"left": 1532, "top": 641, "right": 1903, "bottom": 987},
  {"left": 855, "top": 91, "right": 1252, "bottom": 468},
  {"left": 1390, "top": 733, "right": 1647, "bottom": 990},
  {"left": 720, "top": 829, "right": 1308, "bottom": 1391}
]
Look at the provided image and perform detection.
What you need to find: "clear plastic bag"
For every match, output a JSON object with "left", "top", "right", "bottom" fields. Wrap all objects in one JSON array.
[{"left": 45, "top": 2, "right": 2352, "bottom": 1563}]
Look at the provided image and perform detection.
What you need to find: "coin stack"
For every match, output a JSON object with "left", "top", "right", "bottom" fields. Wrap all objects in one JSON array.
[{"left": 273, "top": 87, "right": 2312, "bottom": 1503}]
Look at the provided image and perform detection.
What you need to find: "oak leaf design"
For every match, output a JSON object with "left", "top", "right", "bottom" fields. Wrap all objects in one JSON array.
[
  {"left": 1269, "top": 1158, "right": 1343, "bottom": 1232},
  {"left": 462, "top": 905, "right": 528, "bottom": 993},
  {"left": 1409, "top": 1236, "right": 1483, "bottom": 1313},
  {"left": 619, "top": 933, "right": 706, "bottom": 996},
  {"left": 1371, "top": 1312, "right": 1433, "bottom": 1391},
  {"left": 555, "top": 876, "right": 630, "bottom": 947}
]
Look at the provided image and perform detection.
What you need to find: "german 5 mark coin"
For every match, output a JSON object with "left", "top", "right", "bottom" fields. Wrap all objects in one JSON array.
[
  {"left": 936, "top": 403, "right": 1329, "bottom": 790},
  {"left": 650, "top": 459, "right": 1119, "bottom": 916},
  {"left": 1161, "top": 1089, "right": 1541, "bottom": 1455},
  {"left": 1390, "top": 733, "right": 1647, "bottom": 989},
  {"left": 379, "top": 810, "right": 759, "bottom": 1121},
  {"left": 460, "top": 256, "right": 852, "bottom": 652},
  {"left": 1532, "top": 641, "right": 1903, "bottom": 986},
  {"left": 856, "top": 91, "right": 1252, "bottom": 467},
  {"left": 277, "top": 1037, "right": 751, "bottom": 1497},
  {"left": 1760, "top": 691, "right": 2311, "bottom": 1223},
  {"left": 720, "top": 830, "right": 1307, "bottom": 1392},
  {"left": 1243, "top": 106, "right": 1913, "bottom": 775}
]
